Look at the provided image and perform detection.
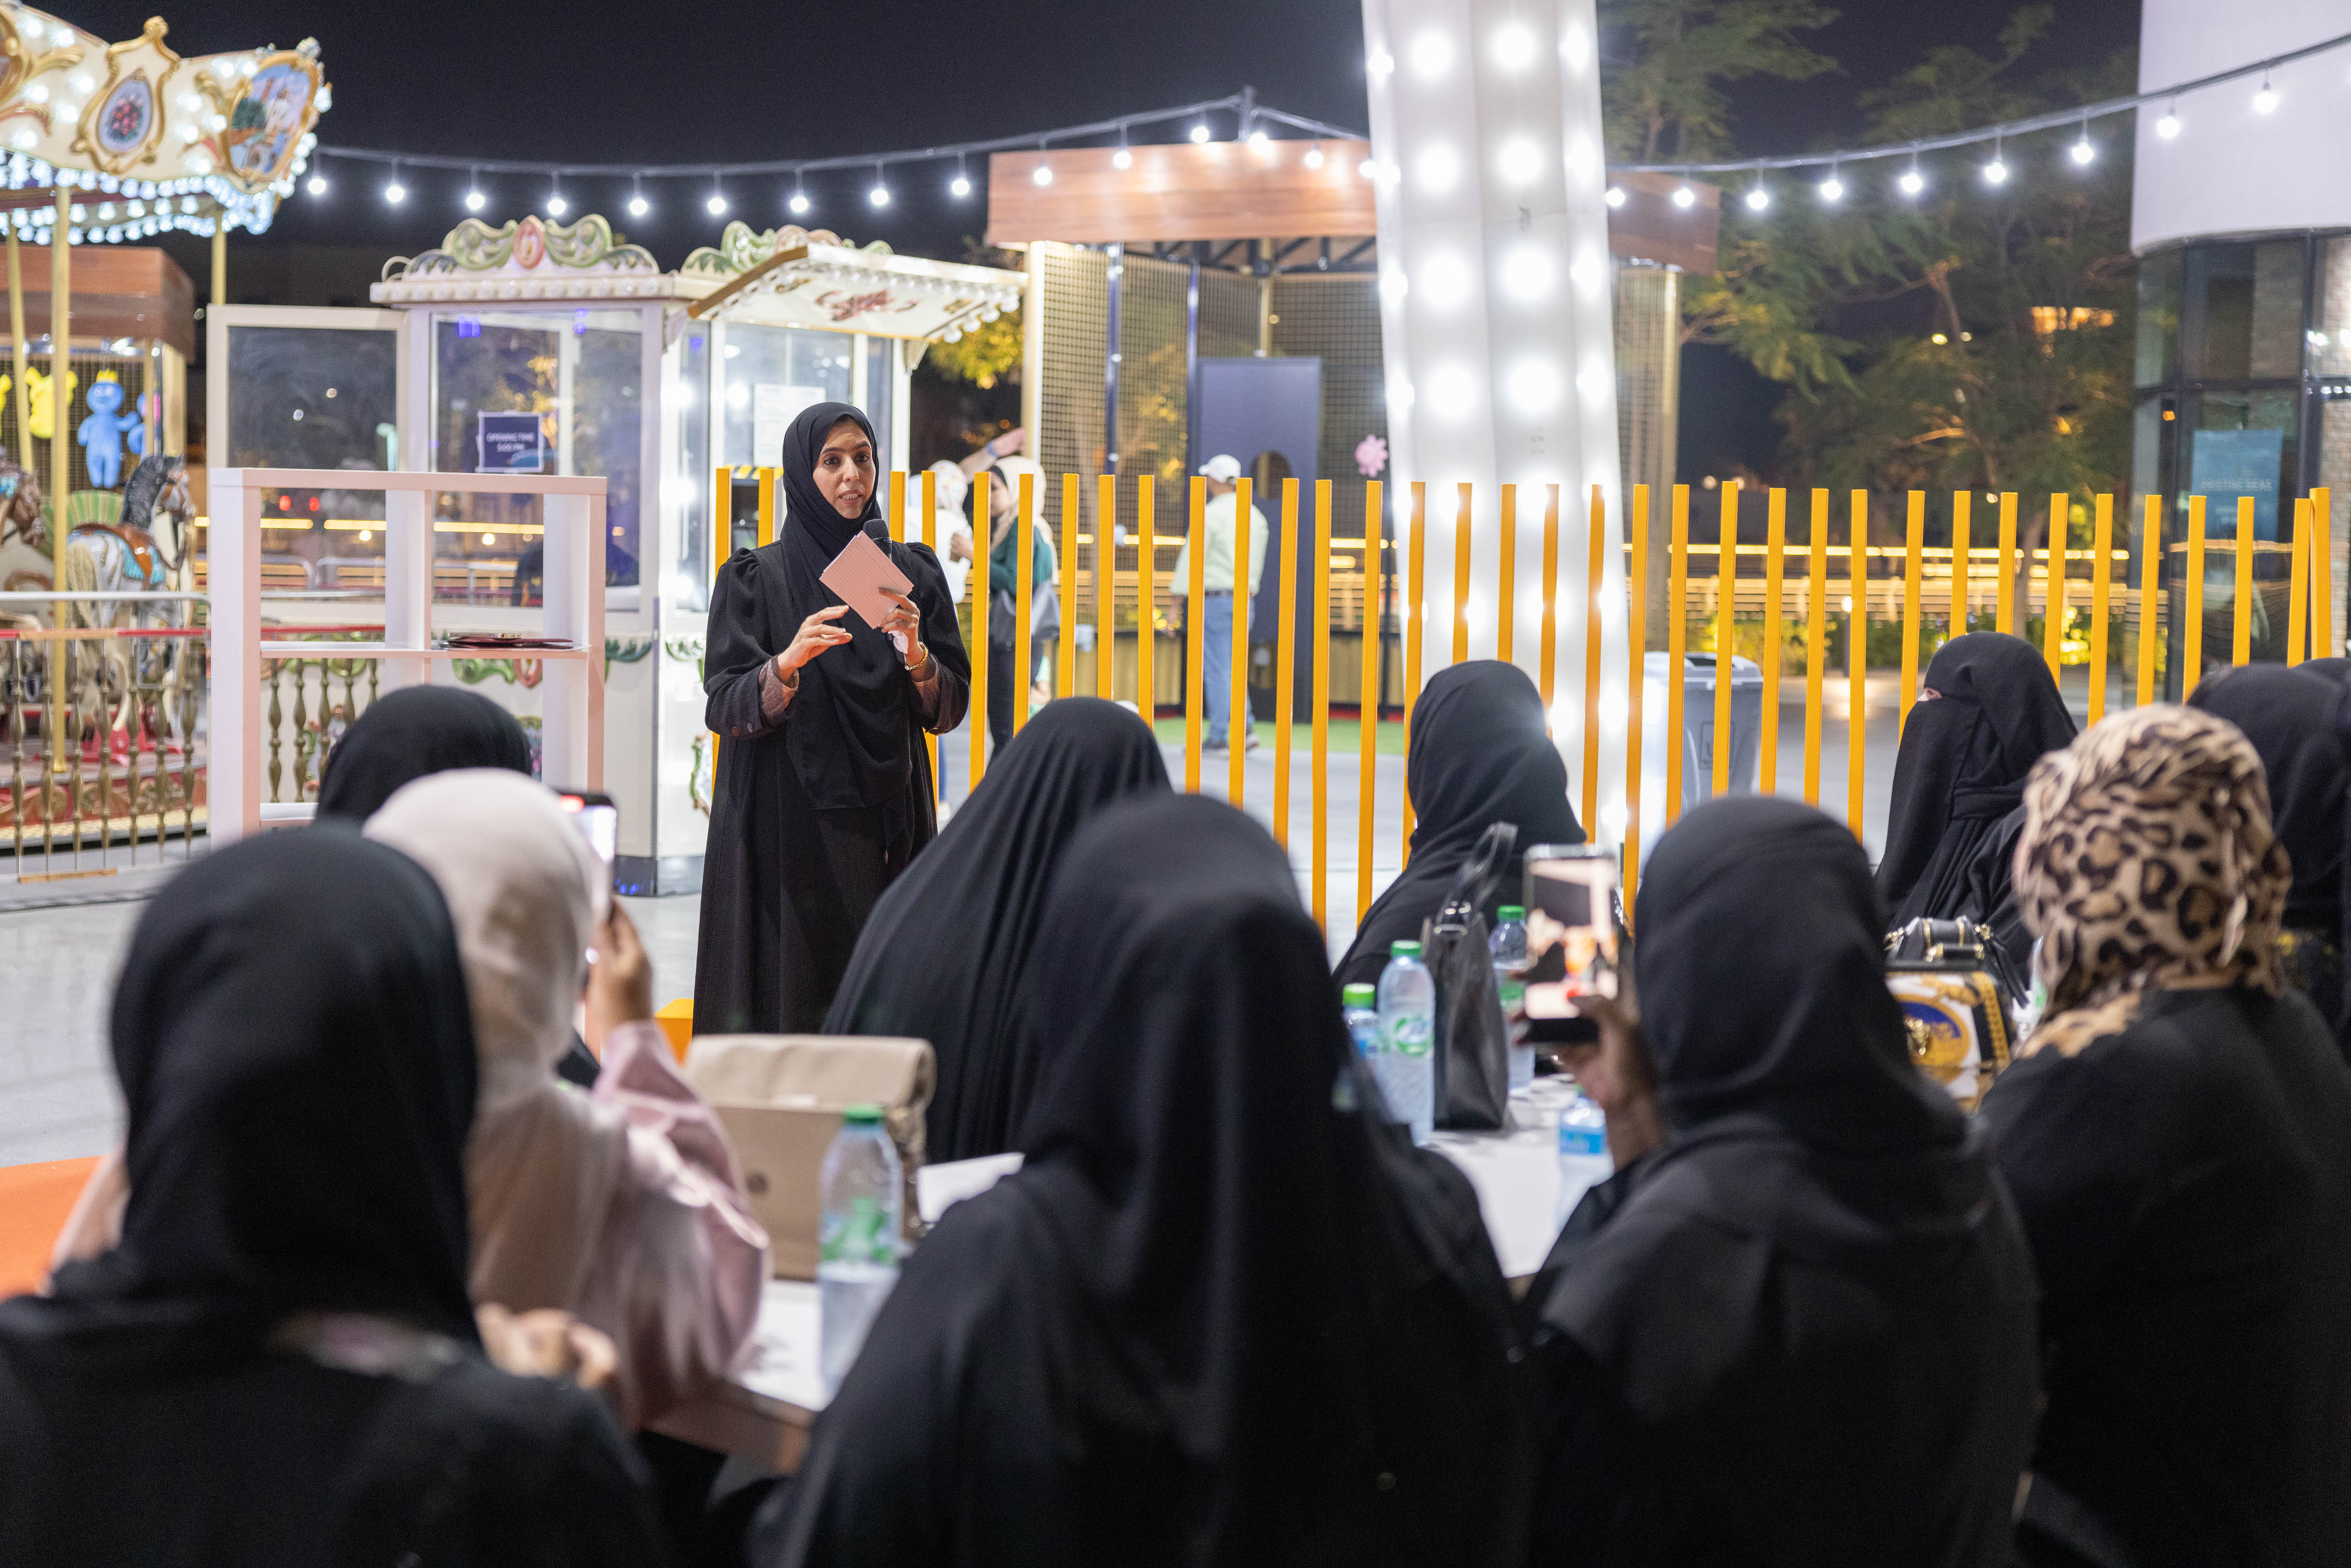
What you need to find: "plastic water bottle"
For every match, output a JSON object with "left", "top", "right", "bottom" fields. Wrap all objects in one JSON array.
[
  {"left": 1489, "top": 905, "right": 1533, "bottom": 1093},
  {"left": 818, "top": 1104, "right": 902, "bottom": 1397},
  {"left": 1556, "top": 1088, "right": 1612, "bottom": 1226},
  {"left": 1377, "top": 940, "right": 1436, "bottom": 1145},
  {"left": 1343, "top": 983, "right": 1382, "bottom": 1063}
]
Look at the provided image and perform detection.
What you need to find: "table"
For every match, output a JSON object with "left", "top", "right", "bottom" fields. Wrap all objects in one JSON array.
[{"left": 653, "top": 1083, "right": 1593, "bottom": 1470}]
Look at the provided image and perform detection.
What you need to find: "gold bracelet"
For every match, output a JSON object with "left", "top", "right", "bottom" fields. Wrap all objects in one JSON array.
[{"left": 905, "top": 643, "right": 932, "bottom": 678}]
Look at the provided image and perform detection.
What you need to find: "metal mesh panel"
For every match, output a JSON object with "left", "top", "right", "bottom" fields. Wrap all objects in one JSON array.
[
  {"left": 1035, "top": 243, "right": 1107, "bottom": 494},
  {"left": 1197, "top": 270, "right": 1261, "bottom": 361},
  {"left": 1615, "top": 264, "right": 1680, "bottom": 647},
  {"left": 1272, "top": 274, "right": 1386, "bottom": 632}
]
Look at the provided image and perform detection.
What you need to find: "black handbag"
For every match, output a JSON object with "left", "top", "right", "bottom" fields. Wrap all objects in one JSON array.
[
  {"left": 987, "top": 587, "right": 1016, "bottom": 654},
  {"left": 1421, "top": 822, "right": 1516, "bottom": 1131}
]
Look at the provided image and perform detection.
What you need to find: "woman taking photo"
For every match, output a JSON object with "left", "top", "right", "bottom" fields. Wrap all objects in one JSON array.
[{"left": 696, "top": 403, "right": 969, "bottom": 1035}]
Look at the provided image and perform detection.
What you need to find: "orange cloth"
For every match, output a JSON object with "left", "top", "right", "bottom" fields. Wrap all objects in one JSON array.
[
  {"left": 0, "top": 1157, "right": 99, "bottom": 1298},
  {"left": 656, "top": 998, "right": 694, "bottom": 1064}
]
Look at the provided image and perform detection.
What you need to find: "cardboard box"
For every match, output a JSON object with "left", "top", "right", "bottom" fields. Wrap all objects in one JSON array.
[{"left": 683, "top": 1035, "right": 933, "bottom": 1280}]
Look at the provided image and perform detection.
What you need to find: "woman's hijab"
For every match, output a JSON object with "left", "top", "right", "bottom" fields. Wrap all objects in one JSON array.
[
  {"left": 21, "top": 828, "right": 479, "bottom": 1349},
  {"left": 2189, "top": 662, "right": 2349, "bottom": 936},
  {"left": 365, "top": 770, "right": 630, "bottom": 1315},
  {"left": 1876, "top": 632, "right": 2076, "bottom": 929},
  {"left": 1337, "top": 660, "right": 1581, "bottom": 986},
  {"left": 316, "top": 685, "right": 532, "bottom": 822},
  {"left": 2011, "top": 704, "right": 2290, "bottom": 1057},
  {"left": 773, "top": 401, "right": 924, "bottom": 810},
  {"left": 824, "top": 696, "right": 1169, "bottom": 1162}
]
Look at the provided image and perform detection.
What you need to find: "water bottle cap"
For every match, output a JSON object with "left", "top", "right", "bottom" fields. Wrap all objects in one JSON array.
[
  {"left": 840, "top": 1103, "right": 884, "bottom": 1126},
  {"left": 1342, "top": 983, "right": 1377, "bottom": 1005},
  {"left": 1390, "top": 940, "right": 1422, "bottom": 958},
  {"left": 1497, "top": 905, "right": 1525, "bottom": 921}
]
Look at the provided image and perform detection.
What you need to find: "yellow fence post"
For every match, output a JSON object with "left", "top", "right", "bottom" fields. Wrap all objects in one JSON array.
[
  {"left": 1453, "top": 482, "right": 1472, "bottom": 666},
  {"left": 1997, "top": 492, "right": 2018, "bottom": 634},
  {"left": 971, "top": 471, "right": 992, "bottom": 784},
  {"left": 2290, "top": 496, "right": 2312, "bottom": 668},
  {"left": 888, "top": 470, "right": 904, "bottom": 542},
  {"left": 921, "top": 467, "right": 939, "bottom": 786},
  {"left": 2184, "top": 494, "right": 2206, "bottom": 692},
  {"left": 756, "top": 467, "right": 777, "bottom": 548},
  {"left": 1185, "top": 477, "right": 1206, "bottom": 791},
  {"left": 2232, "top": 496, "right": 2254, "bottom": 668},
  {"left": 1805, "top": 490, "right": 1826, "bottom": 807},
  {"left": 1901, "top": 490, "right": 1923, "bottom": 731},
  {"left": 1312, "top": 480, "right": 1331, "bottom": 929},
  {"left": 1760, "top": 488, "right": 1785, "bottom": 795},
  {"left": 1095, "top": 474, "right": 1115, "bottom": 699},
  {"left": 1359, "top": 480, "right": 1382, "bottom": 924},
  {"left": 2137, "top": 495, "right": 2161, "bottom": 708},
  {"left": 1274, "top": 478, "right": 1300, "bottom": 849},
  {"left": 1060, "top": 473, "right": 1079, "bottom": 698},
  {"left": 1015, "top": 472, "right": 1035, "bottom": 734},
  {"left": 1403, "top": 482, "right": 1425, "bottom": 866},
  {"left": 1848, "top": 492, "right": 1867, "bottom": 839},
  {"left": 1138, "top": 477, "right": 1157, "bottom": 731},
  {"left": 1231, "top": 475, "right": 1253, "bottom": 800},
  {"left": 1951, "top": 491, "right": 1972, "bottom": 638},
  {"left": 1714, "top": 484, "right": 1735, "bottom": 798},
  {"left": 2043, "top": 492, "right": 2069, "bottom": 679},
  {"left": 2317, "top": 487, "right": 2335, "bottom": 657},
  {"left": 1667, "top": 485, "right": 1688, "bottom": 826},
  {"left": 2089, "top": 493, "right": 2113, "bottom": 723},
  {"left": 1497, "top": 483, "right": 1517, "bottom": 665},
  {"left": 1541, "top": 485, "right": 1562, "bottom": 723},
  {"left": 1581, "top": 486, "right": 1602, "bottom": 830},
  {"left": 1625, "top": 486, "right": 1648, "bottom": 901}
]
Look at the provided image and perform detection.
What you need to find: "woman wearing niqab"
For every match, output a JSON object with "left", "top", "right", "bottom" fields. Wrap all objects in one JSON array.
[
  {"left": 1336, "top": 659, "right": 1582, "bottom": 990},
  {"left": 696, "top": 402, "right": 969, "bottom": 1035},
  {"left": 2189, "top": 661, "right": 2351, "bottom": 1056},
  {"left": 1982, "top": 705, "right": 2351, "bottom": 1568},
  {"left": 824, "top": 696, "right": 1169, "bottom": 1163},
  {"left": 1524, "top": 795, "right": 2039, "bottom": 1567},
  {"left": 1876, "top": 632, "right": 2077, "bottom": 972},
  {"left": 0, "top": 830, "right": 663, "bottom": 1567},
  {"left": 770, "top": 796, "right": 1529, "bottom": 1567}
]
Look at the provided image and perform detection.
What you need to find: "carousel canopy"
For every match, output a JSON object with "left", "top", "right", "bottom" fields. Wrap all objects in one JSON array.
[{"left": 0, "top": 13, "right": 327, "bottom": 245}]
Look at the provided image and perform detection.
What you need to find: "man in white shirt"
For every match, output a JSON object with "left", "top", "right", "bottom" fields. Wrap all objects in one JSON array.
[{"left": 1169, "top": 454, "right": 1270, "bottom": 751}]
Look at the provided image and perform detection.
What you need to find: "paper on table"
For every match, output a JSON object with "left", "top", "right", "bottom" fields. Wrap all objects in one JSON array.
[
  {"left": 819, "top": 530, "right": 916, "bottom": 652},
  {"left": 916, "top": 1151, "right": 1023, "bottom": 1224}
]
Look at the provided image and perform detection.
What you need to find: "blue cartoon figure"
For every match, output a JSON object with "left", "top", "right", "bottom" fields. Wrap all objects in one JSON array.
[{"left": 77, "top": 373, "right": 145, "bottom": 489}]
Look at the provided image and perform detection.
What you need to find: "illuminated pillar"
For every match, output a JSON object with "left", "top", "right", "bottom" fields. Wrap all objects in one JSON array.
[{"left": 1361, "top": 0, "right": 1625, "bottom": 835}]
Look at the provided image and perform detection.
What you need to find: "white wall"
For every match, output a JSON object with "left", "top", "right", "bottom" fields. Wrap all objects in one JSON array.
[
  {"left": 1361, "top": 0, "right": 1627, "bottom": 837},
  {"left": 2134, "top": 0, "right": 2351, "bottom": 253}
]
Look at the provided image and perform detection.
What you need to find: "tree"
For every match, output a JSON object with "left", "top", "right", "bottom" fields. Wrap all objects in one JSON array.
[{"left": 1598, "top": 0, "right": 1841, "bottom": 162}]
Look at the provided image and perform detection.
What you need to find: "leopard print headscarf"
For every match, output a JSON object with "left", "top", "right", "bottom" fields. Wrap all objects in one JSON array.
[{"left": 2011, "top": 704, "right": 2288, "bottom": 1058}]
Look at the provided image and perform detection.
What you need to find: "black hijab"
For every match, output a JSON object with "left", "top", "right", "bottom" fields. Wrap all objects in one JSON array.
[
  {"left": 33, "top": 829, "right": 479, "bottom": 1346},
  {"left": 2191, "top": 664, "right": 2349, "bottom": 934},
  {"left": 773, "top": 401, "right": 923, "bottom": 809},
  {"left": 316, "top": 685, "right": 532, "bottom": 821},
  {"left": 824, "top": 696, "right": 1169, "bottom": 1163},
  {"left": 1527, "top": 796, "right": 2036, "bottom": 1563},
  {"left": 1876, "top": 632, "right": 2076, "bottom": 929},
  {"left": 776, "top": 796, "right": 1527, "bottom": 1565},
  {"left": 1336, "top": 660, "right": 1582, "bottom": 988}
]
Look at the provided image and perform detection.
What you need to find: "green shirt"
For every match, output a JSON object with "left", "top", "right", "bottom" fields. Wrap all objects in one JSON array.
[
  {"left": 988, "top": 518, "right": 1056, "bottom": 596},
  {"left": 1169, "top": 491, "right": 1270, "bottom": 595}
]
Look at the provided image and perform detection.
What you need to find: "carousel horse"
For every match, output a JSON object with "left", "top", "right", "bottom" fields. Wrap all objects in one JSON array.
[
  {"left": 60, "top": 454, "right": 194, "bottom": 733},
  {"left": 0, "top": 445, "right": 48, "bottom": 561}
]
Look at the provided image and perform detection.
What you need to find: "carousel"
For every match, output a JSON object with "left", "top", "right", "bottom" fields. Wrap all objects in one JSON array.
[
  {"left": 0, "top": 10, "right": 327, "bottom": 863},
  {"left": 210, "top": 211, "right": 1023, "bottom": 891}
]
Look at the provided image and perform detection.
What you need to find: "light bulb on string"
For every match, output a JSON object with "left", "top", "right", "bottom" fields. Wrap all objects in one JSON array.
[
  {"left": 1032, "top": 140, "right": 1052, "bottom": 187},
  {"left": 706, "top": 173, "right": 728, "bottom": 217},
  {"left": 2157, "top": 100, "right": 2181, "bottom": 139},
  {"left": 2070, "top": 120, "right": 2096, "bottom": 165},
  {"left": 1982, "top": 137, "right": 2007, "bottom": 186},
  {"left": 383, "top": 162, "right": 405, "bottom": 205},
  {"left": 1111, "top": 124, "right": 1132, "bottom": 170},
  {"left": 1898, "top": 152, "right": 1925, "bottom": 198},
  {"left": 1190, "top": 121, "right": 1211, "bottom": 144},
  {"left": 950, "top": 153, "right": 971, "bottom": 198},
  {"left": 1818, "top": 164, "right": 1844, "bottom": 203},
  {"left": 2254, "top": 75, "right": 2277, "bottom": 114},
  {"left": 1303, "top": 141, "right": 1323, "bottom": 169},
  {"left": 868, "top": 164, "right": 891, "bottom": 207},
  {"left": 626, "top": 177, "right": 648, "bottom": 218},
  {"left": 464, "top": 182, "right": 484, "bottom": 212},
  {"left": 545, "top": 176, "right": 567, "bottom": 218},
  {"left": 1670, "top": 178, "right": 1695, "bottom": 210},
  {"left": 1743, "top": 179, "right": 1768, "bottom": 212},
  {"left": 788, "top": 180, "right": 810, "bottom": 216},
  {"left": 306, "top": 170, "right": 328, "bottom": 197},
  {"left": 1604, "top": 184, "right": 1626, "bottom": 208}
]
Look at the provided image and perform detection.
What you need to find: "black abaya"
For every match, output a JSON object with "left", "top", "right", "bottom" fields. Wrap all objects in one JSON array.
[
  {"left": 316, "top": 684, "right": 533, "bottom": 822},
  {"left": 824, "top": 696, "right": 1168, "bottom": 1162},
  {"left": 1336, "top": 659, "right": 1582, "bottom": 990},
  {"left": 696, "top": 403, "right": 970, "bottom": 1035},
  {"left": 1876, "top": 632, "right": 2076, "bottom": 971},
  {"left": 2190, "top": 662, "right": 2351, "bottom": 1054},
  {"left": 1525, "top": 796, "right": 2040, "bottom": 1567},
  {"left": 0, "top": 830, "right": 662, "bottom": 1567},
  {"left": 773, "top": 796, "right": 1529, "bottom": 1568}
]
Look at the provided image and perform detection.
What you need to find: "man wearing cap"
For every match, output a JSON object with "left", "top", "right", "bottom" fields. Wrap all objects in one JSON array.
[{"left": 1171, "top": 454, "right": 1270, "bottom": 752}]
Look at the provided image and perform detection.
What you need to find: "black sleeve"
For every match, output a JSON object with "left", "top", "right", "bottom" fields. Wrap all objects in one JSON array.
[
  {"left": 1978, "top": 1045, "right": 2154, "bottom": 1332},
  {"left": 705, "top": 550, "right": 779, "bottom": 741},
  {"left": 897, "top": 542, "right": 970, "bottom": 737}
]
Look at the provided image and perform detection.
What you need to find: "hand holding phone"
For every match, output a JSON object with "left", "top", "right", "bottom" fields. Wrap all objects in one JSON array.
[{"left": 1523, "top": 844, "right": 1621, "bottom": 1020}]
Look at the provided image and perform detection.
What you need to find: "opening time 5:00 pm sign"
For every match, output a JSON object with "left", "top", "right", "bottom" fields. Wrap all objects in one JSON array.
[{"left": 477, "top": 411, "right": 546, "bottom": 474}]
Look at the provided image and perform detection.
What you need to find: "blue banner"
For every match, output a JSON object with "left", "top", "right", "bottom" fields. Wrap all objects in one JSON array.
[{"left": 2191, "top": 427, "right": 2285, "bottom": 541}]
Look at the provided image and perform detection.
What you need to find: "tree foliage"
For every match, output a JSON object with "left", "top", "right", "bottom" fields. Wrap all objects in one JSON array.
[{"left": 1598, "top": 0, "right": 1840, "bottom": 161}]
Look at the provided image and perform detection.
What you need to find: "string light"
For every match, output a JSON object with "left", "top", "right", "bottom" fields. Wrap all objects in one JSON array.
[
  {"left": 1189, "top": 121, "right": 1211, "bottom": 143},
  {"left": 2157, "top": 100, "right": 2182, "bottom": 138},
  {"left": 306, "top": 170, "right": 328, "bottom": 198},
  {"left": 1303, "top": 140, "right": 1324, "bottom": 169},
  {"left": 1670, "top": 176, "right": 1696, "bottom": 210},
  {"left": 463, "top": 170, "right": 484, "bottom": 211},
  {"left": 383, "top": 161, "right": 405, "bottom": 205},
  {"left": 949, "top": 153, "right": 971, "bottom": 199},
  {"left": 1743, "top": 178, "right": 1769, "bottom": 212},
  {"left": 2070, "top": 120, "right": 2096, "bottom": 165},
  {"left": 2254, "top": 74, "right": 2278, "bottom": 113},
  {"left": 789, "top": 175, "right": 810, "bottom": 216},
  {"left": 705, "top": 173, "right": 727, "bottom": 216},
  {"left": 1982, "top": 137, "right": 2007, "bottom": 185},
  {"left": 546, "top": 175, "right": 567, "bottom": 218},
  {"left": 1032, "top": 139, "right": 1053, "bottom": 186},
  {"left": 1897, "top": 150, "right": 1925, "bottom": 198},
  {"left": 1818, "top": 164, "right": 1844, "bottom": 203},
  {"left": 627, "top": 176, "right": 648, "bottom": 218},
  {"left": 1603, "top": 184, "right": 1626, "bottom": 208},
  {"left": 868, "top": 164, "right": 891, "bottom": 207}
]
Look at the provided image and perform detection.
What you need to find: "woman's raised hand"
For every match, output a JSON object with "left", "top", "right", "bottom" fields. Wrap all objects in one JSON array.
[
  {"left": 875, "top": 587, "right": 923, "bottom": 651},
  {"left": 778, "top": 605, "right": 853, "bottom": 675}
]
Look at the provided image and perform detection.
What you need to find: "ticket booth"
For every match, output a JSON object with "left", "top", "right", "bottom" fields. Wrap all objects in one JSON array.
[{"left": 213, "top": 213, "right": 1023, "bottom": 891}]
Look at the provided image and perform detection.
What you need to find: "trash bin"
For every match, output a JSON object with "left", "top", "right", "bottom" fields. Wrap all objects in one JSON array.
[{"left": 1638, "top": 651, "right": 1763, "bottom": 851}]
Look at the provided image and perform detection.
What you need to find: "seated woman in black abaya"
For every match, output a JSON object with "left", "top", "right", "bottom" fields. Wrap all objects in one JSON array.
[
  {"left": 1876, "top": 631, "right": 2076, "bottom": 973},
  {"left": 695, "top": 403, "right": 969, "bottom": 1035}
]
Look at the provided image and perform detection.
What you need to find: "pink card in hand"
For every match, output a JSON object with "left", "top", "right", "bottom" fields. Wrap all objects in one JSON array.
[{"left": 820, "top": 530, "right": 916, "bottom": 649}]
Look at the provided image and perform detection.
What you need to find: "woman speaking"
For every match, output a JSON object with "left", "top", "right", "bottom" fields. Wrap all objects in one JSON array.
[{"left": 696, "top": 403, "right": 969, "bottom": 1035}]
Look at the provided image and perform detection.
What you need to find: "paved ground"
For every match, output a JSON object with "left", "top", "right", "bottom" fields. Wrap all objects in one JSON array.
[{"left": 0, "top": 669, "right": 2103, "bottom": 1166}]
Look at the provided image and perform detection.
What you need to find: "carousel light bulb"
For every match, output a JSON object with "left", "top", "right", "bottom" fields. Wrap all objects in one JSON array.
[
  {"left": 546, "top": 193, "right": 567, "bottom": 216},
  {"left": 626, "top": 193, "right": 647, "bottom": 216},
  {"left": 384, "top": 180, "right": 406, "bottom": 204},
  {"left": 464, "top": 188, "right": 484, "bottom": 211},
  {"left": 788, "top": 191, "right": 810, "bottom": 215},
  {"left": 706, "top": 191, "right": 728, "bottom": 215},
  {"left": 1031, "top": 164, "right": 1053, "bottom": 187},
  {"left": 1111, "top": 147, "right": 1132, "bottom": 170},
  {"left": 868, "top": 181, "right": 890, "bottom": 207},
  {"left": 306, "top": 173, "right": 327, "bottom": 196}
]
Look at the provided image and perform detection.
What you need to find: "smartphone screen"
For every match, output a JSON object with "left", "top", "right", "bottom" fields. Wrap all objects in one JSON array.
[
  {"left": 1523, "top": 845, "right": 1620, "bottom": 1019},
  {"left": 555, "top": 789, "right": 618, "bottom": 869}
]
